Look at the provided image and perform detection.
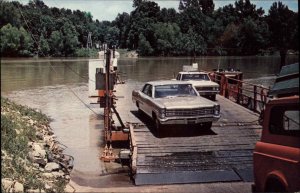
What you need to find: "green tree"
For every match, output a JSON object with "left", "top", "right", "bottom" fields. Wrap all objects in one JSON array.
[
  {"left": 105, "top": 27, "right": 120, "bottom": 48},
  {"left": 238, "top": 17, "right": 269, "bottom": 55},
  {"left": 137, "top": 34, "right": 153, "bottom": 56},
  {"left": 49, "top": 31, "right": 63, "bottom": 56},
  {"left": 0, "top": 24, "right": 21, "bottom": 56},
  {"left": 159, "top": 8, "right": 178, "bottom": 23},
  {"left": 217, "top": 23, "right": 239, "bottom": 55},
  {"left": 39, "top": 34, "right": 50, "bottom": 56},
  {"left": 60, "top": 21, "right": 79, "bottom": 56},
  {"left": 19, "top": 27, "right": 34, "bottom": 56},
  {"left": 152, "top": 22, "right": 181, "bottom": 56},
  {"left": 179, "top": 0, "right": 214, "bottom": 15},
  {"left": 112, "top": 12, "right": 130, "bottom": 48},
  {"left": 234, "top": 0, "right": 264, "bottom": 21},
  {"left": 267, "top": 2, "right": 298, "bottom": 68},
  {"left": 0, "top": 1, "right": 21, "bottom": 28},
  {"left": 0, "top": 24, "right": 33, "bottom": 56},
  {"left": 127, "top": 0, "right": 160, "bottom": 49}
]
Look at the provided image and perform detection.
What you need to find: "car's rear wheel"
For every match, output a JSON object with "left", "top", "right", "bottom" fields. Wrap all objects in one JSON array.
[{"left": 265, "top": 177, "right": 286, "bottom": 192}]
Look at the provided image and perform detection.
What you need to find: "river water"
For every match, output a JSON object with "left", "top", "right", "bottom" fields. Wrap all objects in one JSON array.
[{"left": 1, "top": 55, "right": 298, "bottom": 187}]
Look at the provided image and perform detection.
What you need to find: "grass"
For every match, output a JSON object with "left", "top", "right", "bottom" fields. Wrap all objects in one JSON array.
[{"left": 1, "top": 97, "right": 67, "bottom": 193}]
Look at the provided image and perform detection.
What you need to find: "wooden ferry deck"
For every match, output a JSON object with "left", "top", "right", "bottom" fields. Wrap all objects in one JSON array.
[{"left": 113, "top": 83, "right": 262, "bottom": 185}]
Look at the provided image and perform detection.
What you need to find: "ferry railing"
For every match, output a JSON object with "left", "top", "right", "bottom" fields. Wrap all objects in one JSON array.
[{"left": 210, "top": 73, "right": 271, "bottom": 114}]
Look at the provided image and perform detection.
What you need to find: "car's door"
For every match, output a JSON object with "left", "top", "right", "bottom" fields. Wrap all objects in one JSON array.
[{"left": 139, "top": 84, "right": 153, "bottom": 116}]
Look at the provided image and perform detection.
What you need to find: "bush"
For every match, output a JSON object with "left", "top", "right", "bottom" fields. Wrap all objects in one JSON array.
[{"left": 75, "top": 48, "right": 99, "bottom": 57}]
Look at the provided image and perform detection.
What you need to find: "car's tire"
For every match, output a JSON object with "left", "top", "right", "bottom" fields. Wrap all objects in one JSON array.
[
  {"left": 203, "top": 122, "right": 212, "bottom": 130},
  {"left": 136, "top": 102, "right": 142, "bottom": 114},
  {"left": 153, "top": 114, "right": 161, "bottom": 136},
  {"left": 264, "top": 177, "right": 286, "bottom": 192}
]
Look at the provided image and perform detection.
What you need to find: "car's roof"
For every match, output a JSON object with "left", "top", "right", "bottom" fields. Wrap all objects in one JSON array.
[
  {"left": 147, "top": 80, "right": 192, "bottom": 86},
  {"left": 179, "top": 71, "right": 208, "bottom": 74}
]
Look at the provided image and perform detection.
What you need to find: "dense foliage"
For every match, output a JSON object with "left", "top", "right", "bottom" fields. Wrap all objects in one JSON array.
[{"left": 0, "top": 0, "right": 298, "bottom": 62}]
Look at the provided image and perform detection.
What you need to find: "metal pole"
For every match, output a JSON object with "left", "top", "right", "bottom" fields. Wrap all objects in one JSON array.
[
  {"left": 254, "top": 85, "right": 257, "bottom": 112},
  {"left": 113, "top": 45, "right": 115, "bottom": 58},
  {"left": 105, "top": 49, "right": 111, "bottom": 144}
]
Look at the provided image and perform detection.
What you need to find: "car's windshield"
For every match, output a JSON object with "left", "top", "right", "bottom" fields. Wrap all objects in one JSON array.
[
  {"left": 154, "top": 84, "right": 197, "bottom": 98},
  {"left": 182, "top": 74, "right": 210, "bottom": 81}
]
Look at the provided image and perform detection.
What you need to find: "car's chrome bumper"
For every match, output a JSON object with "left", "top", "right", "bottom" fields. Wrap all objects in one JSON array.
[
  {"left": 158, "top": 115, "right": 220, "bottom": 125},
  {"left": 197, "top": 91, "right": 219, "bottom": 96}
]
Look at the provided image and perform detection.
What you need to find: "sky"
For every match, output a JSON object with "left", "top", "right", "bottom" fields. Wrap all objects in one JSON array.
[{"left": 15, "top": 0, "right": 298, "bottom": 21}]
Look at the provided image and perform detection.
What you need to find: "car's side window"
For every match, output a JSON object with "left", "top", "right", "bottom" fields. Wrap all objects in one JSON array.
[
  {"left": 147, "top": 85, "right": 153, "bottom": 97},
  {"left": 142, "top": 84, "right": 152, "bottom": 97},
  {"left": 284, "top": 110, "right": 299, "bottom": 131},
  {"left": 269, "top": 105, "right": 300, "bottom": 137},
  {"left": 142, "top": 84, "right": 150, "bottom": 95}
]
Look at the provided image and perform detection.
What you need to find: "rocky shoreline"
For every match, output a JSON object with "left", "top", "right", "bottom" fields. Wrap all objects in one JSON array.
[{"left": 1, "top": 98, "right": 75, "bottom": 193}]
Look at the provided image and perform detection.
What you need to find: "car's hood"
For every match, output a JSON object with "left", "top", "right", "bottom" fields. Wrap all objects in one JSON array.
[
  {"left": 187, "top": 80, "right": 219, "bottom": 87},
  {"left": 155, "top": 96, "right": 216, "bottom": 109}
]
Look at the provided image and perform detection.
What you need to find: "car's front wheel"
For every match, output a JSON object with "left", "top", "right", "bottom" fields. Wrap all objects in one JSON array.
[
  {"left": 203, "top": 122, "right": 212, "bottom": 130},
  {"left": 136, "top": 102, "right": 142, "bottom": 114},
  {"left": 153, "top": 115, "right": 161, "bottom": 136}
]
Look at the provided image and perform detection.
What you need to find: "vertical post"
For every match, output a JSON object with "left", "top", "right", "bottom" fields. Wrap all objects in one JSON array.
[
  {"left": 254, "top": 85, "right": 257, "bottom": 112},
  {"left": 105, "top": 49, "right": 111, "bottom": 143},
  {"left": 224, "top": 77, "right": 228, "bottom": 98},
  {"left": 87, "top": 32, "right": 92, "bottom": 48},
  {"left": 101, "top": 48, "right": 117, "bottom": 161},
  {"left": 220, "top": 75, "right": 225, "bottom": 96},
  {"left": 112, "top": 45, "right": 115, "bottom": 58},
  {"left": 237, "top": 80, "right": 240, "bottom": 104}
]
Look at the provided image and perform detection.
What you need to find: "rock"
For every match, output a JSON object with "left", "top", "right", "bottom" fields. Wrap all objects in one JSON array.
[
  {"left": 31, "top": 143, "right": 46, "bottom": 158},
  {"left": 45, "top": 162, "right": 60, "bottom": 172},
  {"left": 36, "top": 132, "right": 44, "bottom": 140},
  {"left": 28, "top": 152, "right": 47, "bottom": 166},
  {"left": 64, "top": 184, "right": 75, "bottom": 193},
  {"left": 29, "top": 119, "right": 35, "bottom": 125},
  {"left": 36, "top": 158, "right": 47, "bottom": 167},
  {"left": 1, "top": 178, "right": 14, "bottom": 191},
  {"left": 52, "top": 171, "right": 64, "bottom": 178},
  {"left": 47, "top": 151, "right": 54, "bottom": 162},
  {"left": 13, "top": 181, "right": 24, "bottom": 192},
  {"left": 27, "top": 189, "right": 40, "bottom": 193},
  {"left": 48, "top": 130, "right": 54, "bottom": 135},
  {"left": 15, "top": 129, "right": 21, "bottom": 135},
  {"left": 42, "top": 173, "right": 54, "bottom": 178},
  {"left": 45, "top": 183, "right": 51, "bottom": 190},
  {"left": 28, "top": 142, "right": 34, "bottom": 148}
]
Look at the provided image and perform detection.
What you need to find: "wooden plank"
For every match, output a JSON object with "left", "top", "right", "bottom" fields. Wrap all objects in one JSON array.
[{"left": 129, "top": 124, "right": 137, "bottom": 174}]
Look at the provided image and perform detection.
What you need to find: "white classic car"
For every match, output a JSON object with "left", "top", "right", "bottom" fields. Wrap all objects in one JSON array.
[
  {"left": 132, "top": 80, "right": 220, "bottom": 131},
  {"left": 175, "top": 71, "right": 219, "bottom": 101}
]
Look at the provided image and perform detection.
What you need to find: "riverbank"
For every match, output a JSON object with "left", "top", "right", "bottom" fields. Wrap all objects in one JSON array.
[{"left": 1, "top": 97, "right": 74, "bottom": 193}]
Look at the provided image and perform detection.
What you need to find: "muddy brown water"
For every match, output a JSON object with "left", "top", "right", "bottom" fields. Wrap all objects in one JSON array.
[{"left": 1, "top": 55, "right": 298, "bottom": 187}]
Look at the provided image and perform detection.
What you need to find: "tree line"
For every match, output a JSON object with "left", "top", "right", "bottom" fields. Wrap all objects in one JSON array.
[{"left": 0, "top": 0, "right": 298, "bottom": 64}]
